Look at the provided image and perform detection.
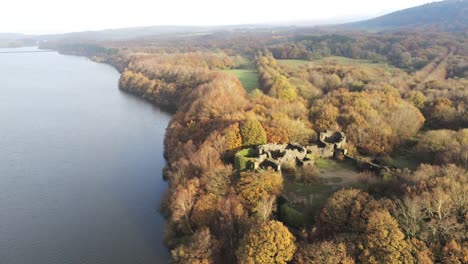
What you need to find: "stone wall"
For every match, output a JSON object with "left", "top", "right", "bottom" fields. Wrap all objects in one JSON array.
[{"left": 240, "top": 131, "right": 347, "bottom": 172}]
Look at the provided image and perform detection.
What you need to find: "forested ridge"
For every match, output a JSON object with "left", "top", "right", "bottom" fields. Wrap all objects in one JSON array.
[
  {"left": 43, "top": 27, "right": 467, "bottom": 263},
  {"left": 343, "top": 0, "right": 468, "bottom": 32}
]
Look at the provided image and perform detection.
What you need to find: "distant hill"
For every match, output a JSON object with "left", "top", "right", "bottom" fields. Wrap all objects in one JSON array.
[
  {"left": 36, "top": 26, "right": 213, "bottom": 41},
  {"left": 36, "top": 25, "right": 274, "bottom": 42},
  {"left": 0, "top": 33, "right": 27, "bottom": 39},
  {"left": 0, "top": 33, "right": 36, "bottom": 48},
  {"left": 344, "top": 0, "right": 468, "bottom": 32}
]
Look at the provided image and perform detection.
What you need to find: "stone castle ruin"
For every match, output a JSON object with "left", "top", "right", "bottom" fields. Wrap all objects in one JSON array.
[
  {"left": 310, "top": 130, "right": 348, "bottom": 158},
  {"left": 237, "top": 131, "right": 347, "bottom": 172},
  {"left": 254, "top": 143, "right": 313, "bottom": 171}
]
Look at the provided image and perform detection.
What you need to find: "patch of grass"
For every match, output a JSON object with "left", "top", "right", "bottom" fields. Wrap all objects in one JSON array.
[
  {"left": 314, "top": 158, "right": 338, "bottom": 170},
  {"left": 223, "top": 69, "right": 259, "bottom": 93},
  {"left": 284, "top": 181, "right": 332, "bottom": 197},
  {"left": 315, "top": 158, "right": 356, "bottom": 171},
  {"left": 382, "top": 152, "right": 420, "bottom": 170},
  {"left": 323, "top": 177, "right": 343, "bottom": 184},
  {"left": 283, "top": 180, "right": 334, "bottom": 225}
]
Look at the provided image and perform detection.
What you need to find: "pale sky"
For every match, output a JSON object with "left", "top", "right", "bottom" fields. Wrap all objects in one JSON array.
[{"left": 1, "top": 0, "right": 440, "bottom": 34}]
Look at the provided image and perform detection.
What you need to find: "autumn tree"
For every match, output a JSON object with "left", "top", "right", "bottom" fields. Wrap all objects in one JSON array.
[
  {"left": 317, "top": 189, "right": 389, "bottom": 236},
  {"left": 223, "top": 123, "right": 242, "bottom": 150},
  {"left": 236, "top": 169, "right": 283, "bottom": 213},
  {"left": 191, "top": 193, "right": 218, "bottom": 227},
  {"left": 409, "top": 238, "right": 434, "bottom": 264},
  {"left": 171, "top": 227, "right": 217, "bottom": 264},
  {"left": 266, "top": 112, "right": 316, "bottom": 145},
  {"left": 310, "top": 103, "right": 340, "bottom": 131},
  {"left": 215, "top": 194, "right": 248, "bottom": 263},
  {"left": 170, "top": 179, "right": 198, "bottom": 233},
  {"left": 324, "top": 73, "right": 342, "bottom": 92},
  {"left": 359, "top": 210, "right": 414, "bottom": 264},
  {"left": 416, "top": 129, "right": 467, "bottom": 166},
  {"left": 256, "top": 195, "right": 276, "bottom": 222},
  {"left": 236, "top": 220, "right": 296, "bottom": 264},
  {"left": 394, "top": 197, "right": 425, "bottom": 239},
  {"left": 269, "top": 75, "right": 298, "bottom": 101},
  {"left": 423, "top": 97, "right": 458, "bottom": 129},
  {"left": 293, "top": 241, "right": 355, "bottom": 264},
  {"left": 183, "top": 74, "right": 248, "bottom": 122},
  {"left": 240, "top": 117, "right": 267, "bottom": 146},
  {"left": 310, "top": 90, "right": 424, "bottom": 155},
  {"left": 441, "top": 240, "right": 468, "bottom": 264},
  {"left": 200, "top": 165, "right": 232, "bottom": 197},
  {"left": 400, "top": 164, "right": 467, "bottom": 252},
  {"left": 317, "top": 188, "right": 362, "bottom": 234},
  {"left": 405, "top": 90, "right": 427, "bottom": 109}
]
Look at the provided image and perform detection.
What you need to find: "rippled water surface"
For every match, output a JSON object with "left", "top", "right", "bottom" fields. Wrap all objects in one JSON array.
[{"left": 0, "top": 47, "right": 171, "bottom": 263}]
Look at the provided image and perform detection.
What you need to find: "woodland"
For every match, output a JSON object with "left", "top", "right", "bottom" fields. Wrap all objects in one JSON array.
[{"left": 44, "top": 28, "right": 468, "bottom": 263}]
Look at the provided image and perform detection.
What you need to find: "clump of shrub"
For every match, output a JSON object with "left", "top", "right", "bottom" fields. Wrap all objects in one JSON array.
[
  {"left": 416, "top": 129, "right": 467, "bottom": 166},
  {"left": 280, "top": 204, "right": 306, "bottom": 229}
]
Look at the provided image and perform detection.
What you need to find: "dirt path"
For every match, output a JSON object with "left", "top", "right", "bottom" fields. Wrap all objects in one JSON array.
[{"left": 415, "top": 47, "right": 455, "bottom": 86}]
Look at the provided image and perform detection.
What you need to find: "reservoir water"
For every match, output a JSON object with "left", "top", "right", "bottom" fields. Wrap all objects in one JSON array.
[{"left": 0, "top": 47, "right": 171, "bottom": 263}]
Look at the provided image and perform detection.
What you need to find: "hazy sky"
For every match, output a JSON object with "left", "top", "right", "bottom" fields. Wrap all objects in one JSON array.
[{"left": 2, "top": 0, "right": 439, "bottom": 34}]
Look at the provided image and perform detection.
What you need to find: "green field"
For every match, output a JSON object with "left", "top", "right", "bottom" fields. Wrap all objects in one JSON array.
[{"left": 224, "top": 69, "right": 259, "bottom": 93}]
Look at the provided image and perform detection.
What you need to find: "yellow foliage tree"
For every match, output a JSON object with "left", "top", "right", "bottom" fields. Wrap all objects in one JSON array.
[
  {"left": 223, "top": 123, "right": 242, "bottom": 150},
  {"left": 236, "top": 220, "right": 296, "bottom": 264},
  {"left": 191, "top": 193, "right": 218, "bottom": 227},
  {"left": 270, "top": 75, "right": 298, "bottom": 101},
  {"left": 359, "top": 210, "right": 414, "bottom": 264},
  {"left": 293, "top": 241, "right": 355, "bottom": 264},
  {"left": 236, "top": 170, "right": 283, "bottom": 213},
  {"left": 171, "top": 227, "right": 216, "bottom": 264},
  {"left": 240, "top": 117, "right": 267, "bottom": 146},
  {"left": 441, "top": 240, "right": 468, "bottom": 264}
]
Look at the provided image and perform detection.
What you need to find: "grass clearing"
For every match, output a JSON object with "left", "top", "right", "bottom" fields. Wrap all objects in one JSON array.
[
  {"left": 382, "top": 149, "right": 421, "bottom": 170},
  {"left": 283, "top": 180, "right": 334, "bottom": 226},
  {"left": 314, "top": 158, "right": 338, "bottom": 170},
  {"left": 223, "top": 69, "right": 259, "bottom": 93},
  {"left": 314, "top": 158, "right": 355, "bottom": 171},
  {"left": 383, "top": 156, "right": 420, "bottom": 170},
  {"left": 323, "top": 177, "right": 343, "bottom": 184},
  {"left": 281, "top": 158, "right": 365, "bottom": 226},
  {"left": 284, "top": 181, "right": 332, "bottom": 198}
]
